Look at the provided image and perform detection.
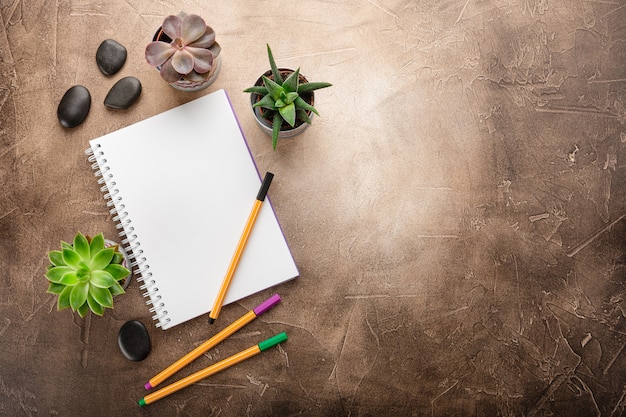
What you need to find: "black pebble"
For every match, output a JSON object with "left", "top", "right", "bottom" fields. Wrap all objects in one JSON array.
[
  {"left": 104, "top": 76, "right": 142, "bottom": 109},
  {"left": 57, "top": 85, "right": 91, "bottom": 128},
  {"left": 118, "top": 320, "right": 151, "bottom": 361},
  {"left": 96, "top": 39, "right": 127, "bottom": 76}
]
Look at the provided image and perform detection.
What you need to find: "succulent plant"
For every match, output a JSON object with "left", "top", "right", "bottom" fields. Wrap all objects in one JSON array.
[
  {"left": 45, "top": 232, "right": 130, "bottom": 317},
  {"left": 145, "top": 13, "right": 221, "bottom": 83},
  {"left": 244, "top": 44, "right": 332, "bottom": 150}
]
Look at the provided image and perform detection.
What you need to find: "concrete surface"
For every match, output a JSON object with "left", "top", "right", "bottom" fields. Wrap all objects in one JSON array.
[{"left": 1, "top": 1, "right": 626, "bottom": 416}]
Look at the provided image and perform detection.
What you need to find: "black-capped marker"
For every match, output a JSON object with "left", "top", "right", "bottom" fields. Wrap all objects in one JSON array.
[{"left": 208, "top": 172, "right": 274, "bottom": 324}]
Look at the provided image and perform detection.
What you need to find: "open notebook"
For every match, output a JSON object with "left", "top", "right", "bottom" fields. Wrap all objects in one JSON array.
[{"left": 86, "top": 89, "right": 299, "bottom": 330}]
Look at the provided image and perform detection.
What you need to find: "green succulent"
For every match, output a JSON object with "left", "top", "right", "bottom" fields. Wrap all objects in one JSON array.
[
  {"left": 244, "top": 44, "right": 332, "bottom": 150},
  {"left": 45, "top": 232, "right": 130, "bottom": 317}
]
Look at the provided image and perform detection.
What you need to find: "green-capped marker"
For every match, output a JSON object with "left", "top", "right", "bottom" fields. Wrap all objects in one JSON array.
[{"left": 138, "top": 332, "right": 288, "bottom": 407}]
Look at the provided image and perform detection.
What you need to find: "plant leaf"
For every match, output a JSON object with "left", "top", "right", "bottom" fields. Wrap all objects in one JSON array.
[
  {"left": 208, "top": 41, "right": 221, "bottom": 58},
  {"left": 171, "top": 49, "right": 194, "bottom": 75},
  {"left": 59, "top": 271, "right": 80, "bottom": 286},
  {"left": 282, "top": 68, "right": 300, "bottom": 93},
  {"left": 48, "top": 250, "right": 65, "bottom": 266},
  {"left": 46, "top": 266, "right": 73, "bottom": 283},
  {"left": 47, "top": 282, "right": 66, "bottom": 295},
  {"left": 267, "top": 44, "right": 282, "bottom": 84},
  {"left": 62, "top": 247, "right": 82, "bottom": 269},
  {"left": 284, "top": 92, "right": 299, "bottom": 105},
  {"left": 146, "top": 41, "right": 176, "bottom": 67},
  {"left": 253, "top": 94, "right": 278, "bottom": 111},
  {"left": 184, "top": 69, "right": 209, "bottom": 83},
  {"left": 109, "top": 282, "right": 126, "bottom": 296},
  {"left": 111, "top": 253, "right": 123, "bottom": 265},
  {"left": 89, "top": 248, "right": 114, "bottom": 271},
  {"left": 70, "top": 282, "right": 89, "bottom": 311},
  {"left": 181, "top": 14, "right": 207, "bottom": 44},
  {"left": 61, "top": 241, "right": 72, "bottom": 250},
  {"left": 91, "top": 270, "right": 117, "bottom": 288},
  {"left": 162, "top": 14, "right": 183, "bottom": 39},
  {"left": 279, "top": 102, "right": 296, "bottom": 127},
  {"left": 297, "top": 109, "right": 312, "bottom": 124},
  {"left": 76, "top": 267, "right": 91, "bottom": 283},
  {"left": 77, "top": 302, "right": 90, "bottom": 318},
  {"left": 262, "top": 76, "right": 284, "bottom": 101},
  {"left": 57, "top": 285, "right": 73, "bottom": 310},
  {"left": 243, "top": 86, "right": 268, "bottom": 94},
  {"left": 297, "top": 82, "right": 332, "bottom": 93},
  {"left": 87, "top": 293, "right": 105, "bottom": 316},
  {"left": 89, "top": 285, "right": 114, "bottom": 309},
  {"left": 104, "top": 264, "right": 130, "bottom": 281},
  {"left": 159, "top": 57, "right": 184, "bottom": 83},
  {"left": 89, "top": 234, "right": 105, "bottom": 254},
  {"left": 73, "top": 232, "right": 90, "bottom": 261},
  {"left": 294, "top": 96, "right": 320, "bottom": 116},
  {"left": 272, "top": 112, "right": 282, "bottom": 150},
  {"left": 188, "top": 46, "right": 214, "bottom": 73}
]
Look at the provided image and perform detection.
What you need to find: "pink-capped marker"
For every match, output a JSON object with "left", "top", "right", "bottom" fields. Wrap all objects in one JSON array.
[
  {"left": 144, "top": 294, "right": 281, "bottom": 390},
  {"left": 253, "top": 293, "right": 281, "bottom": 316}
]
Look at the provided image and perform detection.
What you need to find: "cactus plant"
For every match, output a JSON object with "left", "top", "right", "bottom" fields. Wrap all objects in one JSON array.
[
  {"left": 244, "top": 44, "right": 332, "bottom": 150},
  {"left": 45, "top": 232, "right": 130, "bottom": 317}
]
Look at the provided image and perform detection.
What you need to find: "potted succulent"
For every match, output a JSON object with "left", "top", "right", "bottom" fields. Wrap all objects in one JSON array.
[
  {"left": 45, "top": 232, "right": 131, "bottom": 317},
  {"left": 244, "top": 44, "right": 332, "bottom": 150},
  {"left": 145, "top": 13, "right": 221, "bottom": 92}
]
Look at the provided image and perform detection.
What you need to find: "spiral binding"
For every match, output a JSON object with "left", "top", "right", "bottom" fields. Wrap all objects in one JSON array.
[{"left": 85, "top": 145, "right": 171, "bottom": 328}]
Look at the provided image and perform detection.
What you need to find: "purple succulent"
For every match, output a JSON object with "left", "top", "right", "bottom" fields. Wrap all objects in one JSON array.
[{"left": 145, "top": 14, "right": 220, "bottom": 83}]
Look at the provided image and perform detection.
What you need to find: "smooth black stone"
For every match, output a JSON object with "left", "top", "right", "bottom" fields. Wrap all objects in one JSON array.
[
  {"left": 117, "top": 320, "right": 151, "bottom": 361},
  {"left": 57, "top": 85, "right": 91, "bottom": 128},
  {"left": 104, "top": 76, "right": 142, "bottom": 109},
  {"left": 96, "top": 39, "right": 127, "bottom": 76}
]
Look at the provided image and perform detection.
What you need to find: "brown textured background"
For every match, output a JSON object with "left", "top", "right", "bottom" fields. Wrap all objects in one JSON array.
[{"left": 2, "top": 1, "right": 626, "bottom": 416}]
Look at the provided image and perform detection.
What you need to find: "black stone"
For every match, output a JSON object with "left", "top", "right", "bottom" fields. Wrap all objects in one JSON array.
[
  {"left": 104, "top": 76, "right": 142, "bottom": 109},
  {"left": 117, "top": 320, "right": 151, "bottom": 361},
  {"left": 57, "top": 85, "right": 91, "bottom": 128},
  {"left": 96, "top": 39, "right": 127, "bottom": 76}
]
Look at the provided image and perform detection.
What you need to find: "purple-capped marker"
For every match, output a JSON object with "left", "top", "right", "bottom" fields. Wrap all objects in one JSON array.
[{"left": 143, "top": 294, "right": 282, "bottom": 391}]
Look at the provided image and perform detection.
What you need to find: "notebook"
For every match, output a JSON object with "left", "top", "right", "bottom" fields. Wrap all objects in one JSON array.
[{"left": 86, "top": 89, "right": 299, "bottom": 330}]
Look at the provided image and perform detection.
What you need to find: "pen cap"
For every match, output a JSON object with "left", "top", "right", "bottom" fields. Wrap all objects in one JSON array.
[
  {"left": 256, "top": 172, "right": 274, "bottom": 201},
  {"left": 253, "top": 294, "right": 281, "bottom": 316},
  {"left": 258, "top": 332, "right": 288, "bottom": 351}
]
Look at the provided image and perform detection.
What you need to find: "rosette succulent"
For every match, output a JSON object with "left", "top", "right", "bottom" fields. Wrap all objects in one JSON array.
[
  {"left": 244, "top": 44, "right": 332, "bottom": 149},
  {"left": 145, "top": 13, "right": 221, "bottom": 83},
  {"left": 45, "top": 232, "right": 130, "bottom": 317}
]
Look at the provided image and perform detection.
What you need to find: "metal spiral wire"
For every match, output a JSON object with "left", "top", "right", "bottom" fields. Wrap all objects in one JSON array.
[{"left": 85, "top": 145, "right": 168, "bottom": 327}]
